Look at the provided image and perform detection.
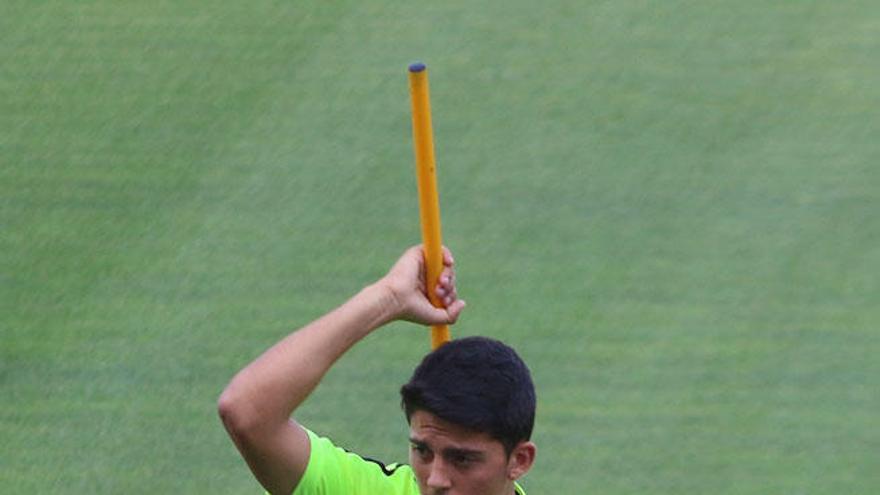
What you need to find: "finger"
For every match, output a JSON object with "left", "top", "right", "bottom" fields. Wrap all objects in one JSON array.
[
  {"left": 445, "top": 299, "right": 466, "bottom": 324},
  {"left": 439, "top": 266, "right": 455, "bottom": 287},
  {"left": 447, "top": 287, "right": 457, "bottom": 301},
  {"left": 443, "top": 292, "right": 459, "bottom": 307},
  {"left": 441, "top": 246, "right": 455, "bottom": 266},
  {"left": 439, "top": 283, "right": 456, "bottom": 301},
  {"left": 436, "top": 281, "right": 456, "bottom": 304},
  {"left": 434, "top": 285, "right": 457, "bottom": 307},
  {"left": 423, "top": 305, "right": 453, "bottom": 325}
]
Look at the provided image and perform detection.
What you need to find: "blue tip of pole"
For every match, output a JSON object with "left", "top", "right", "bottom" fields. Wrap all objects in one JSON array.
[{"left": 409, "top": 62, "right": 426, "bottom": 73}]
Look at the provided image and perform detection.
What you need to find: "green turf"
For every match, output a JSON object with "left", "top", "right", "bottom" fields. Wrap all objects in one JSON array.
[{"left": 2, "top": 1, "right": 879, "bottom": 493}]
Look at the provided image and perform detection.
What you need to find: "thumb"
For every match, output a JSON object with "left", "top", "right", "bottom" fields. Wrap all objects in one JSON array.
[
  {"left": 444, "top": 299, "right": 466, "bottom": 324},
  {"left": 423, "top": 299, "right": 465, "bottom": 326}
]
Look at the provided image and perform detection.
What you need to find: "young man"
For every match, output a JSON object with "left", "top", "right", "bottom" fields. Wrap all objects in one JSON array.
[{"left": 218, "top": 246, "right": 537, "bottom": 494}]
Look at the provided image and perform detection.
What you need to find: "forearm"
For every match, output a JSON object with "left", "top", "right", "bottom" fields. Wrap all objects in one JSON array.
[
  {"left": 219, "top": 282, "right": 399, "bottom": 431},
  {"left": 218, "top": 246, "right": 462, "bottom": 494}
]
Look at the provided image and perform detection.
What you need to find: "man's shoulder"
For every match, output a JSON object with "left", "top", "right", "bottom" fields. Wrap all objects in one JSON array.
[{"left": 292, "top": 430, "right": 419, "bottom": 495}]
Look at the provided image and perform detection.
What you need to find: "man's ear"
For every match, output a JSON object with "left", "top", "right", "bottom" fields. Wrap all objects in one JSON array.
[{"left": 507, "top": 441, "right": 537, "bottom": 480}]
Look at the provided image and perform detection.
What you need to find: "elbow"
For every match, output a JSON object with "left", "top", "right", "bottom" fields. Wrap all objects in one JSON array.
[{"left": 218, "top": 386, "right": 260, "bottom": 441}]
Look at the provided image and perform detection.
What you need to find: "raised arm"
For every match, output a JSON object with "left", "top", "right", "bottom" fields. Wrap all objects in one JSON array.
[{"left": 217, "top": 246, "right": 464, "bottom": 495}]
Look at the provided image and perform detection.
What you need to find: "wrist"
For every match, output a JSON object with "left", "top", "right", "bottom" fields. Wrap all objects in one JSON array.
[{"left": 360, "top": 281, "right": 403, "bottom": 327}]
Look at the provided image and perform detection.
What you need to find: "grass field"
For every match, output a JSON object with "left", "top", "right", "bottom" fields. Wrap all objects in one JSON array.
[{"left": 2, "top": 1, "right": 879, "bottom": 493}]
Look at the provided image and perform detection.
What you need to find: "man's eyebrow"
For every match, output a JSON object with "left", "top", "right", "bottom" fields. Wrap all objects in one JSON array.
[
  {"left": 441, "top": 446, "right": 485, "bottom": 459},
  {"left": 408, "top": 439, "right": 484, "bottom": 458},
  {"left": 408, "top": 437, "right": 428, "bottom": 447}
]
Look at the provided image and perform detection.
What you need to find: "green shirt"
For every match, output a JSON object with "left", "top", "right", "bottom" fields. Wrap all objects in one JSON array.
[{"left": 291, "top": 429, "right": 526, "bottom": 495}]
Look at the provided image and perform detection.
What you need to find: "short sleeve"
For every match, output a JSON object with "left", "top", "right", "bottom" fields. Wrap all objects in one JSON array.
[{"left": 291, "top": 430, "right": 419, "bottom": 495}]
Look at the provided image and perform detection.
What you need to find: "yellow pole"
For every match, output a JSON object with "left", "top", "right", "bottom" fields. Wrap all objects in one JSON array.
[{"left": 408, "top": 62, "right": 450, "bottom": 349}]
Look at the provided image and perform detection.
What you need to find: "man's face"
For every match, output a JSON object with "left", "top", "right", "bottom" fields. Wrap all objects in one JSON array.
[{"left": 408, "top": 410, "right": 534, "bottom": 495}]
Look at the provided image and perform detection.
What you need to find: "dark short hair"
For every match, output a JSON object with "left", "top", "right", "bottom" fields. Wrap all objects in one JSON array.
[{"left": 400, "top": 336, "right": 536, "bottom": 455}]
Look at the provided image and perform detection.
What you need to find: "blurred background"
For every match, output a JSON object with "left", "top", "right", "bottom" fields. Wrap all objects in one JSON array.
[{"left": 2, "top": 1, "right": 878, "bottom": 493}]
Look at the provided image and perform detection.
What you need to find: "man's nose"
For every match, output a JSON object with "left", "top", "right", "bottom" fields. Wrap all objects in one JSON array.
[{"left": 426, "top": 459, "right": 452, "bottom": 489}]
